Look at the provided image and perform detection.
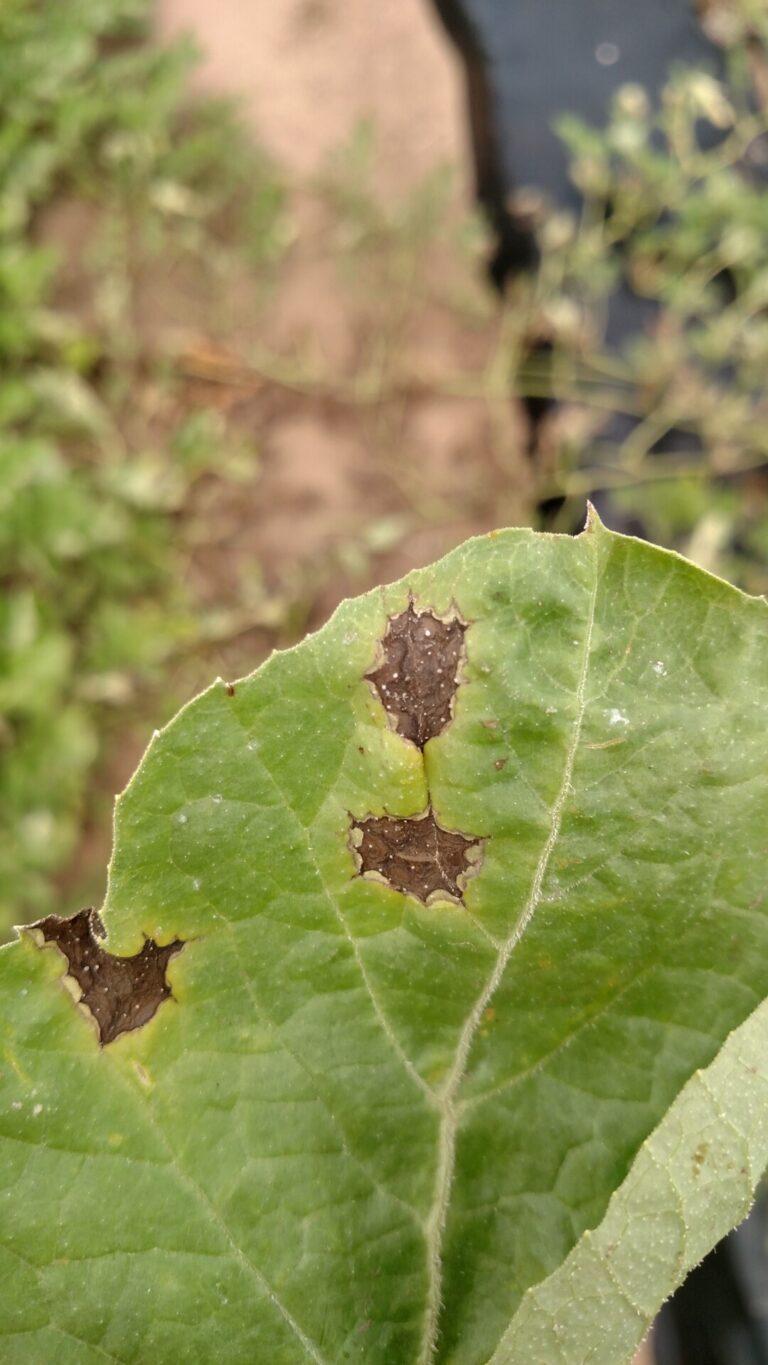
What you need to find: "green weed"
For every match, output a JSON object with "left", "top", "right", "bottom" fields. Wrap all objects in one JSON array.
[{"left": 0, "top": 0, "right": 286, "bottom": 932}]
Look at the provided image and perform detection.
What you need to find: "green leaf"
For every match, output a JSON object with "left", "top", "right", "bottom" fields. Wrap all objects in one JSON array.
[
  {"left": 492, "top": 991, "right": 768, "bottom": 1365},
  {"left": 2, "top": 517, "right": 768, "bottom": 1364}
]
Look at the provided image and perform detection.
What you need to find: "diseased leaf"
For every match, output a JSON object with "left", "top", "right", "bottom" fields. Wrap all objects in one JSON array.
[{"left": 2, "top": 517, "right": 768, "bottom": 1364}]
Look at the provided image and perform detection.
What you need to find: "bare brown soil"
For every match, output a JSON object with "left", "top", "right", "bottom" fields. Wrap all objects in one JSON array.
[
  {"left": 155, "top": 0, "right": 466, "bottom": 193},
  {"left": 147, "top": 0, "right": 529, "bottom": 660}
]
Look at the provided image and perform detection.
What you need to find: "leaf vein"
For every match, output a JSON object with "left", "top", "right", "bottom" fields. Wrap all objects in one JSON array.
[{"left": 107, "top": 1067, "right": 331, "bottom": 1365}]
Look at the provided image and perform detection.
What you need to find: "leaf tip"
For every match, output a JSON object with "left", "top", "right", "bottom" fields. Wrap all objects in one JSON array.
[{"left": 582, "top": 501, "right": 607, "bottom": 535}]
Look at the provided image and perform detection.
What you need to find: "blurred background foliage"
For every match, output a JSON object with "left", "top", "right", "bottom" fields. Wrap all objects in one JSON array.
[
  {"left": 0, "top": 0, "right": 288, "bottom": 931},
  {"left": 3, "top": 0, "right": 768, "bottom": 936},
  {"left": 507, "top": 16, "right": 768, "bottom": 579}
]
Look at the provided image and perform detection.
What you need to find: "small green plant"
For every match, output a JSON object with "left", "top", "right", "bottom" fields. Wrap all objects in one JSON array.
[
  {"left": 0, "top": 0, "right": 286, "bottom": 934},
  {"left": 2, "top": 519, "right": 768, "bottom": 1363},
  {"left": 498, "top": 26, "right": 768, "bottom": 587}
]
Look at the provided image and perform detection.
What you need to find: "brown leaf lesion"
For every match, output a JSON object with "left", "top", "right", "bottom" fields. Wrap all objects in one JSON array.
[
  {"left": 365, "top": 602, "right": 467, "bottom": 748},
  {"left": 354, "top": 599, "right": 484, "bottom": 905},
  {"left": 29, "top": 909, "right": 183, "bottom": 1046},
  {"left": 351, "top": 809, "right": 482, "bottom": 905}
]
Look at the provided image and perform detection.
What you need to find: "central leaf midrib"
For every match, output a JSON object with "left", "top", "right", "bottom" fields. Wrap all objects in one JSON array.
[{"left": 418, "top": 544, "right": 601, "bottom": 1365}]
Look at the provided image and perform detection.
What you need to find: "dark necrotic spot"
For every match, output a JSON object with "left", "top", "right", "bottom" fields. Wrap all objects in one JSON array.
[
  {"left": 365, "top": 602, "right": 466, "bottom": 749},
  {"left": 30, "top": 909, "right": 183, "bottom": 1046},
  {"left": 351, "top": 809, "right": 481, "bottom": 905}
]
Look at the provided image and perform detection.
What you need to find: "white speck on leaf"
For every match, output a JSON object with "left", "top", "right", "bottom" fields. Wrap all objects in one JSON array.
[
  {"left": 652, "top": 660, "right": 668, "bottom": 676},
  {"left": 608, "top": 708, "right": 629, "bottom": 727}
]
